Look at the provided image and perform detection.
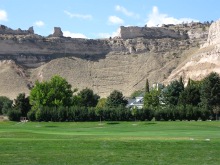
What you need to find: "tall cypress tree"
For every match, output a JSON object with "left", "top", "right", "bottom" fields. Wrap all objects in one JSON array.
[
  {"left": 179, "top": 76, "right": 184, "bottom": 90},
  {"left": 187, "top": 78, "right": 191, "bottom": 87},
  {"left": 145, "top": 79, "right": 150, "bottom": 93}
]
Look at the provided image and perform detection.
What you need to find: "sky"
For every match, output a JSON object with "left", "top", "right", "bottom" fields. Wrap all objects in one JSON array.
[{"left": 0, "top": 0, "right": 220, "bottom": 39}]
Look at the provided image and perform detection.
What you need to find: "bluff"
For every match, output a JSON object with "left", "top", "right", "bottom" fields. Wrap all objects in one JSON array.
[
  {"left": 165, "top": 19, "right": 220, "bottom": 84},
  {"left": 0, "top": 22, "right": 210, "bottom": 98},
  {"left": 119, "top": 25, "right": 187, "bottom": 39}
]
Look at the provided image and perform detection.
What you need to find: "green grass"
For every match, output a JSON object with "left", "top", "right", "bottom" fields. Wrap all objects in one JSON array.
[{"left": 0, "top": 121, "right": 220, "bottom": 165}]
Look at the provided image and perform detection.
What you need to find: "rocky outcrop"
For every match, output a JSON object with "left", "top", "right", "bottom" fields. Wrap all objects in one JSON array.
[
  {"left": 165, "top": 19, "right": 220, "bottom": 85},
  {"left": 205, "top": 19, "right": 220, "bottom": 45},
  {"left": 119, "top": 26, "right": 188, "bottom": 40},
  {"left": 0, "top": 22, "right": 211, "bottom": 98},
  {"left": 0, "top": 25, "right": 34, "bottom": 35},
  {"left": 51, "top": 27, "right": 63, "bottom": 37},
  {"left": 28, "top": 26, "right": 34, "bottom": 34}
]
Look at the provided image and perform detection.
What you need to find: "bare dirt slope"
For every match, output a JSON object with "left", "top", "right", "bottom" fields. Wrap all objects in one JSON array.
[
  {"left": 0, "top": 22, "right": 211, "bottom": 98},
  {"left": 0, "top": 60, "right": 29, "bottom": 99},
  {"left": 30, "top": 45, "right": 197, "bottom": 97}
]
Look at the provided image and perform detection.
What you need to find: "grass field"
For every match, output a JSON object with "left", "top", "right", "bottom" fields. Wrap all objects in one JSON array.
[{"left": 0, "top": 121, "right": 220, "bottom": 165}]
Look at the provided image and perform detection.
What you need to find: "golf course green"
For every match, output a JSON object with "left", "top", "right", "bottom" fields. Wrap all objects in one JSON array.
[{"left": 0, "top": 121, "right": 219, "bottom": 165}]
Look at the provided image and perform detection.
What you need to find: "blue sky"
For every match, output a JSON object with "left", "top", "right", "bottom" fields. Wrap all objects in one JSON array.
[{"left": 0, "top": 0, "right": 220, "bottom": 39}]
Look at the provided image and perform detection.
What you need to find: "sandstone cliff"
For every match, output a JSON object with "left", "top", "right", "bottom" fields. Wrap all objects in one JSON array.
[
  {"left": 0, "top": 23, "right": 210, "bottom": 98},
  {"left": 165, "top": 20, "right": 220, "bottom": 85}
]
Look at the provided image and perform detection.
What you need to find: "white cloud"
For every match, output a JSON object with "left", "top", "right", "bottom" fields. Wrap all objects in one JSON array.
[
  {"left": 108, "top": 16, "right": 124, "bottom": 25},
  {"left": 63, "top": 31, "right": 87, "bottom": 38},
  {"left": 98, "top": 28, "right": 120, "bottom": 38},
  {"left": 64, "top": 10, "right": 92, "bottom": 20},
  {"left": 146, "top": 6, "right": 199, "bottom": 27},
  {"left": 115, "top": 5, "right": 139, "bottom": 19},
  {"left": 0, "top": 10, "right": 8, "bottom": 21},
  {"left": 97, "top": 33, "right": 111, "bottom": 38},
  {"left": 34, "top": 21, "right": 45, "bottom": 27}
]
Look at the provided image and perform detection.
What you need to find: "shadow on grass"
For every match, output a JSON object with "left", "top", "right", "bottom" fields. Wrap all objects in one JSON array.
[
  {"left": 144, "top": 122, "right": 157, "bottom": 125},
  {"left": 107, "top": 122, "right": 120, "bottom": 125}
]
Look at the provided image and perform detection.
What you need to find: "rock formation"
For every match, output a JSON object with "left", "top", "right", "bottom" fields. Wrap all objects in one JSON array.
[
  {"left": 119, "top": 26, "right": 188, "bottom": 39},
  {"left": 165, "top": 19, "right": 220, "bottom": 85},
  {"left": 0, "top": 25, "right": 34, "bottom": 35},
  {"left": 51, "top": 27, "right": 63, "bottom": 37},
  {"left": 0, "top": 22, "right": 212, "bottom": 98},
  {"left": 205, "top": 20, "right": 220, "bottom": 45}
]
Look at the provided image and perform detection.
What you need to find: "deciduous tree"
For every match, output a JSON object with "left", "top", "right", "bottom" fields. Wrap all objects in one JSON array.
[
  {"left": 144, "top": 89, "right": 160, "bottom": 108},
  {"left": 30, "top": 75, "right": 73, "bottom": 109}
]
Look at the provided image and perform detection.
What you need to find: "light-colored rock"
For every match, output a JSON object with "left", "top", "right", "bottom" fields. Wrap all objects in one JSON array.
[
  {"left": 206, "top": 19, "right": 220, "bottom": 45},
  {"left": 165, "top": 19, "right": 220, "bottom": 84},
  {"left": 0, "top": 22, "right": 211, "bottom": 98}
]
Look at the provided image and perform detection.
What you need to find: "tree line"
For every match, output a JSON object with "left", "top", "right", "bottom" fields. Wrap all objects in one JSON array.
[
  {"left": 144, "top": 72, "right": 220, "bottom": 121},
  {"left": 0, "top": 72, "right": 219, "bottom": 122}
]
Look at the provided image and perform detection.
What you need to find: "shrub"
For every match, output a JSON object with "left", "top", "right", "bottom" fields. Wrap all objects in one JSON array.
[
  {"left": 154, "top": 109, "right": 162, "bottom": 121},
  {"left": 136, "top": 108, "right": 153, "bottom": 121},
  {"left": 27, "top": 109, "right": 37, "bottom": 121},
  {"left": 176, "top": 105, "right": 186, "bottom": 121},
  {"left": 35, "top": 109, "right": 43, "bottom": 121},
  {"left": 0, "top": 96, "right": 13, "bottom": 115},
  {"left": 199, "top": 108, "right": 210, "bottom": 121},
  {"left": 8, "top": 109, "right": 22, "bottom": 121}
]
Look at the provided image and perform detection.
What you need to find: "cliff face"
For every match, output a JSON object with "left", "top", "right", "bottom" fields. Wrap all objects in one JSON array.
[
  {"left": 119, "top": 25, "right": 188, "bottom": 39},
  {"left": 165, "top": 20, "right": 220, "bottom": 85},
  {"left": 0, "top": 23, "right": 210, "bottom": 98}
]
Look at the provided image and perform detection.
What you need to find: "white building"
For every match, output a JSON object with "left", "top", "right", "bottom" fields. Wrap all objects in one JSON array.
[{"left": 127, "top": 96, "right": 144, "bottom": 109}]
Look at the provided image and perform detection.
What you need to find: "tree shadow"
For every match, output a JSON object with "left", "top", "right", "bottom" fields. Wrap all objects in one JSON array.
[
  {"left": 144, "top": 122, "right": 157, "bottom": 125},
  {"left": 107, "top": 122, "right": 120, "bottom": 125}
]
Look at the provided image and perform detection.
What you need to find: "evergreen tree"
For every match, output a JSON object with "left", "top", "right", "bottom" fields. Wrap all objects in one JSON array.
[
  {"left": 200, "top": 72, "right": 220, "bottom": 116},
  {"left": 145, "top": 79, "right": 150, "bottom": 93},
  {"left": 162, "top": 79, "right": 184, "bottom": 106},
  {"left": 78, "top": 88, "right": 100, "bottom": 107},
  {"left": 0, "top": 96, "right": 13, "bottom": 115},
  {"left": 13, "top": 93, "right": 31, "bottom": 117},
  {"left": 187, "top": 78, "right": 191, "bottom": 87},
  {"left": 106, "top": 90, "right": 128, "bottom": 108},
  {"left": 179, "top": 76, "right": 184, "bottom": 90},
  {"left": 179, "top": 82, "right": 200, "bottom": 106}
]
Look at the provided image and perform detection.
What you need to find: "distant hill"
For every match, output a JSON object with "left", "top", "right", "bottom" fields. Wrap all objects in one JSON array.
[{"left": 0, "top": 21, "right": 212, "bottom": 98}]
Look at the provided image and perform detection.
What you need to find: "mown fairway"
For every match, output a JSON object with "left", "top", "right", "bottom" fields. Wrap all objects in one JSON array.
[{"left": 0, "top": 121, "right": 220, "bottom": 165}]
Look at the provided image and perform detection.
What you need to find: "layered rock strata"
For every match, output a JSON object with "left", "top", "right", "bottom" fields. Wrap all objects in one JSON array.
[
  {"left": 166, "top": 19, "right": 220, "bottom": 84},
  {"left": 0, "top": 22, "right": 211, "bottom": 98}
]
